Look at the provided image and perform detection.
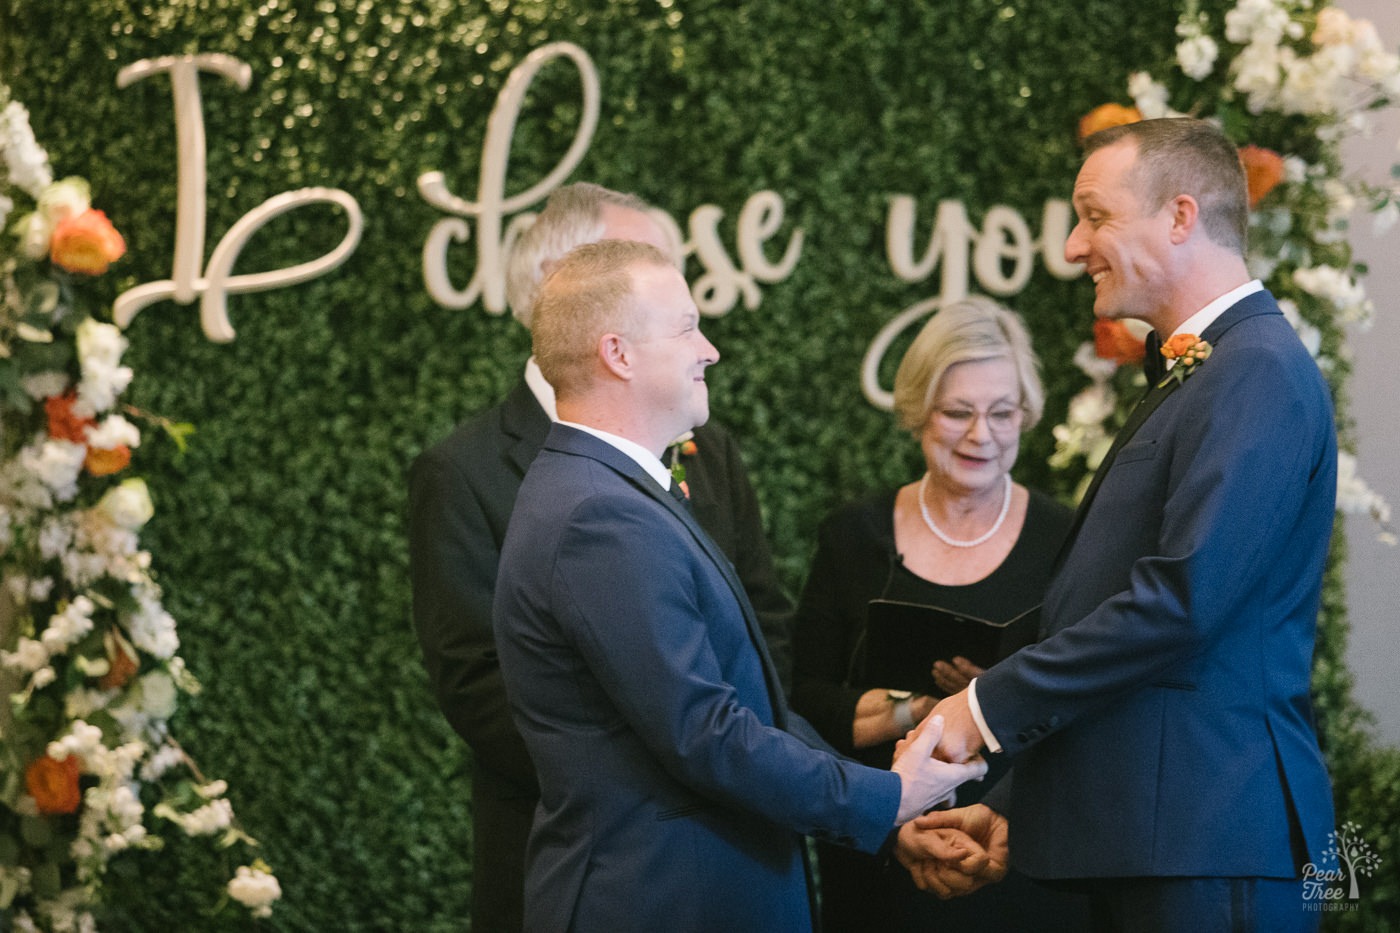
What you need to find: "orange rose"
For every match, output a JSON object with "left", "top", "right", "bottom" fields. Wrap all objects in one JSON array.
[
  {"left": 26, "top": 754, "right": 83, "bottom": 815},
  {"left": 1161, "top": 333, "right": 1203, "bottom": 358},
  {"left": 1239, "top": 145, "right": 1285, "bottom": 207},
  {"left": 1078, "top": 103, "right": 1142, "bottom": 142},
  {"left": 680, "top": 440, "right": 698, "bottom": 456},
  {"left": 1093, "top": 319, "right": 1146, "bottom": 366},
  {"left": 85, "top": 444, "right": 132, "bottom": 476},
  {"left": 46, "top": 392, "right": 95, "bottom": 443},
  {"left": 49, "top": 208, "right": 126, "bottom": 275}
]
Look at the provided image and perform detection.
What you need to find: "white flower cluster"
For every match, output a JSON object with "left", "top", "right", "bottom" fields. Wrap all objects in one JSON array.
[
  {"left": 227, "top": 864, "right": 283, "bottom": 918},
  {"left": 1292, "top": 263, "right": 1374, "bottom": 329},
  {"left": 1, "top": 83, "right": 277, "bottom": 928},
  {"left": 1338, "top": 451, "right": 1397, "bottom": 544},
  {"left": 1225, "top": 2, "right": 1400, "bottom": 118},
  {"left": 0, "top": 95, "right": 53, "bottom": 210}
]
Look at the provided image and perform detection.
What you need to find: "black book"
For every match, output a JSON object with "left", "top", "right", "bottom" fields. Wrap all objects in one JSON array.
[{"left": 860, "top": 599, "right": 1042, "bottom": 694}]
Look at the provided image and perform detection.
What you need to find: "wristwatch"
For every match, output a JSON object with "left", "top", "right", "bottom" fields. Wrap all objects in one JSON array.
[{"left": 888, "top": 690, "right": 916, "bottom": 732}]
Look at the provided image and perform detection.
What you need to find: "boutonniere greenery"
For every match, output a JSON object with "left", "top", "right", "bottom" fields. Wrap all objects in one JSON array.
[
  {"left": 1158, "top": 333, "right": 1213, "bottom": 387},
  {"left": 666, "top": 433, "right": 698, "bottom": 496}
]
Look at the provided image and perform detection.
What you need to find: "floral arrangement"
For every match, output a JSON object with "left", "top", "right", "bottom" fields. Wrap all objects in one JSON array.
[
  {"left": 0, "top": 84, "right": 280, "bottom": 929},
  {"left": 1054, "top": 0, "right": 1398, "bottom": 544}
]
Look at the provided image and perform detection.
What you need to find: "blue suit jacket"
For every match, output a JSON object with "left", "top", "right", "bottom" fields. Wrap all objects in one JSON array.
[
  {"left": 493, "top": 425, "right": 899, "bottom": 932},
  {"left": 978, "top": 290, "right": 1337, "bottom": 880}
]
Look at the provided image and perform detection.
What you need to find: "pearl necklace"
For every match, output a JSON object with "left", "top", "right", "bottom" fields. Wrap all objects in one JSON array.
[{"left": 917, "top": 473, "right": 1012, "bottom": 548}]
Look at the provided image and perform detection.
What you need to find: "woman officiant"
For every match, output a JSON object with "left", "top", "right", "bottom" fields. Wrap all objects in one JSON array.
[{"left": 791, "top": 295, "right": 1089, "bottom": 932}]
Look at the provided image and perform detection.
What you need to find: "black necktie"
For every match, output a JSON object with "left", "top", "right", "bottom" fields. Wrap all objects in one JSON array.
[{"left": 1144, "top": 330, "right": 1166, "bottom": 385}]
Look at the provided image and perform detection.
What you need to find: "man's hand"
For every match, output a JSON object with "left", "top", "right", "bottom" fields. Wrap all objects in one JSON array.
[
  {"left": 932, "top": 656, "right": 984, "bottom": 696},
  {"left": 928, "top": 689, "right": 986, "bottom": 763},
  {"left": 896, "top": 803, "right": 1009, "bottom": 898},
  {"left": 890, "top": 714, "right": 988, "bottom": 824}
]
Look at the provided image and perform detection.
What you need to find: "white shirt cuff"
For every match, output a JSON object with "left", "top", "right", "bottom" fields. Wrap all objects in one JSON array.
[{"left": 967, "top": 678, "right": 1003, "bottom": 754}]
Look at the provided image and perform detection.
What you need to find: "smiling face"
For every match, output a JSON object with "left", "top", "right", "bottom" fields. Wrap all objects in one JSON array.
[
  {"left": 1065, "top": 139, "right": 1176, "bottom": 329},
  {"left": 920, "top": 356, "right": 1022, "bottom": 499},
  {"left": 626, "top": 262, "right": 719, "bottom": 447}
]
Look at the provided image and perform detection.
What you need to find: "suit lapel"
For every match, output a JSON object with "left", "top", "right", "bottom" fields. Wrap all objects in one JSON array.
[
  {"left": 498, "top": 380, "right": 552, "bottom": 478},
  {"left": 1056, "top": 290, "right": 1284, "bottom": 565},
  {"left": 549, "top": 425, "right": 791, "bottom": 728}
]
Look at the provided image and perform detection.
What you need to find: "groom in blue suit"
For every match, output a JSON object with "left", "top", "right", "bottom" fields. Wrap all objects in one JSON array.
[
  {"left": 911, "top": 119, "right": 1337, "bottom": 930},
  {"left": 493, "top": 239, "right": 988, "bottom": 932}
]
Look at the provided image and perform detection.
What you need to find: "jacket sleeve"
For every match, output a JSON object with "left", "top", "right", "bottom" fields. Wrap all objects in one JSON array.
[{"left": 408, "top": 441, "right": 537, "bottom": 788}]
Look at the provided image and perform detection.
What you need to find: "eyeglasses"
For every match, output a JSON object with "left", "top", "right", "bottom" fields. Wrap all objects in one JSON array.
[{"left": 931, "top": 405, "right": 1024, "bottom": 437}]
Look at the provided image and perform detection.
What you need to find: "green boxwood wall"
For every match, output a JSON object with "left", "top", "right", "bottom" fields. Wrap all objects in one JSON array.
[{"left": 2, "top": 0, "right": 1395, "bottom": 929}]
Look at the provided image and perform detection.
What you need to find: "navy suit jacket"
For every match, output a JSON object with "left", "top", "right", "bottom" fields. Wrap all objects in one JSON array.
[
  {"left": 493, "top": 425, "right": 899, "bottom": 932},
  {"left": 978, "top": 290, "right": 1337, "bottom": 880},
  {"left": 408, "top": 380, "right": 795, "bottom": 929}
]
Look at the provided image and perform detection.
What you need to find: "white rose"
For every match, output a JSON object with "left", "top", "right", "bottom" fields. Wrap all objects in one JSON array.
[
  {"left": 38, "top": 177, "right": 92, "bottom": 226},
  {"left": 138, "top": 670, "right": 179, "bottom": 719},
  {"left": 98, "top": 478, "right": 155, "bottom": 530}
]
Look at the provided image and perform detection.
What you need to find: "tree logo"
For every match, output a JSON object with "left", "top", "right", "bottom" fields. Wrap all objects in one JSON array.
[{"left": 1302, "top": 821, "right": 1383, "bottom": 910}]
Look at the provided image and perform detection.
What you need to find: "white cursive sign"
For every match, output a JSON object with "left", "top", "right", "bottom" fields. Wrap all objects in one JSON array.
[
  {"left": 113, "top": 53, "right": 363, "bottom": 343},
  {"left": 417, "top": 42, "right": 803, "bottom": 318}
]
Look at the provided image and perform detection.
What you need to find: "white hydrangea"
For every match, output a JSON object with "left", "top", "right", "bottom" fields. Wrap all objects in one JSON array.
[
  {"left": 73, "top": 319, "right": 133, "bottom": 416},
  {"left": 1224, "top": 0, "right": 1302, "bottom": 47},
  {"left": 1292, "top": 264, "right": 1374, "bottom": 329},
  {"left": 127, "top": 587, "right": 179, "bottom": 659},
  {"left": 1277, "top": 299, "right": 1323, "bottom": 359},
  {"left": 20, "top": 439, "right": 86, "bottom": 502},
  {"left": 1338, "top": 452, "right": 1395, "bottom": 544},
  {"left": 1128, "top": 72, "right": 1174, "bottom": 119},
  {"left": 1232, "top": 39, "right": 1292, "bottom": 114},
  {"left": 1175, "top": 16, "right": 1220, "bottom": 82},
  {"left": 0, "top": 99, "right": 53, "bottom": 197},
  {"left": 84, "top": 414, "right": 141, "bottom": 451}
]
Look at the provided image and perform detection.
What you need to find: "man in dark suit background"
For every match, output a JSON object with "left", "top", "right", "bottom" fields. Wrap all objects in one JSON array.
[
  {"left": 407, "top": 183, "right": 793, "bottom": 931},
  {"left": 492, "top": 239, "right": 988, "bottom": 931},
  {"left": 904, "top": 118, "right": 1338, "bottom": 930}
]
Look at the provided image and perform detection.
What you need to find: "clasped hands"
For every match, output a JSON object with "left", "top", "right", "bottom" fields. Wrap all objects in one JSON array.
[{"left": 889, "top": 690, "right": 1008, "bottom": 899}]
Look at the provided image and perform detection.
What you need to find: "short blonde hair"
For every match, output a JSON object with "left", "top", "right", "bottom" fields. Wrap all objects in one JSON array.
[
  {"left": 531, "top": 240, "right": 673, "bottom": 399},
  {"left": 506, "top": 182, "right": 671, "bottom": 328},
  {"left": 892, "top": 295, "right": 1044, "bottom": 434}
]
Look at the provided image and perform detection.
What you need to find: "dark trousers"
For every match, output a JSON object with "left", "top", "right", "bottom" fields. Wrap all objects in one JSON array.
[{"left": 1083, "top": 876, "right": 1319, "bottom": 933}]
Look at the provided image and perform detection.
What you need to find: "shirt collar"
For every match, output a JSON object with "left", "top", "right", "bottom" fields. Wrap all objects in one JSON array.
[
  {"left": 1171, "top": 279, "right": 1263, "bottom": 340},
  {"left": 558, "top": 420, "right": 673, "bottom": 490},
  {"left": 524, "top": 357, "right": 558, "bottom": 422}
]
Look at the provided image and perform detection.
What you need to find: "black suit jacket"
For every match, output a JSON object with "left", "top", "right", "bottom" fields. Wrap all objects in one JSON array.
[{"left": 407, "top": 378, "right": 792, "bottom": 930}]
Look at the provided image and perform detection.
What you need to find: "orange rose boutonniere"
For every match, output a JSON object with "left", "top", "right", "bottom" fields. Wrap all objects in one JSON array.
[{"left": 1159, "top": 333, "right": 1213, "bottom": 386}]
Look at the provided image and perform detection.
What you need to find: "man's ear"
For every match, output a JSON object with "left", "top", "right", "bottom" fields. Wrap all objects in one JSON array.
[
  {"left": 1167, "top": 194, "right": 1199, "bottom": 245},
  {"left": 599, "top": 333, "right": 633, "bottom": 380}
]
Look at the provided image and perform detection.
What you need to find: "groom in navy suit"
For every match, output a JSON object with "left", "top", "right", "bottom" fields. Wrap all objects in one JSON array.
[
  {"left": 492, "top": 239, "right": 989, "bottom": 931},
  {"left": 908, "top": 118, "right": 1337, "bottom": 930}
]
